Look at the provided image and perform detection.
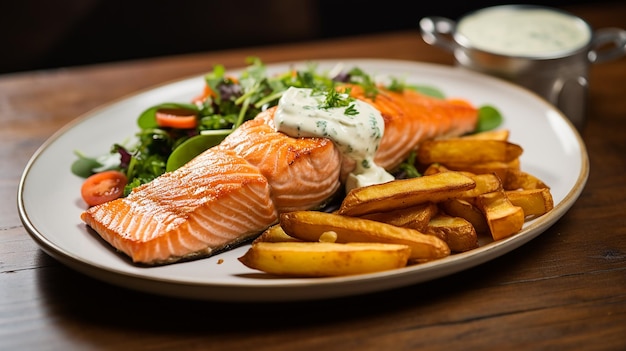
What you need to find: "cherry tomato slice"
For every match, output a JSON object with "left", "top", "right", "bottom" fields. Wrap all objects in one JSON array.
[
  {"left": 155, "top": 108, "right": 197, "bottom": 129},
  {"left": 191, "top": 84, "right": 216, "bottom": 104},
  {"left": 81, "top": 170, "right": 128, "bottom": 207}
]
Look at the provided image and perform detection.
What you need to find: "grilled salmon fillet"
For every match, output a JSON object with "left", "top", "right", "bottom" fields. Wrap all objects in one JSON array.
[
  {"left": 81, "top": 148, "right": 278, "bottom": 265},
  {"left": 217, "top": 107, "right": 342, "bottom": 213},
  {"left": 81, "top": 84, "right": 478, "bottom": 265}
]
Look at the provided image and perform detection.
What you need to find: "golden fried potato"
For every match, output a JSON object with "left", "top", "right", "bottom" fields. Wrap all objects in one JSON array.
[
  {"left": 444, "top": 159, "right": 520, "bottom": 181},
  {"left": 338, "top": 171, "right": 476, "bottom": 217},
  {"left": 318, "top": 231, "right": 338, "bottom": 243},
  {"left": 439, "top": 198, "right": 489, "bottom": 234},
  {"left": 238, "top": 242, "right": 412, "bottom": 277},
  {"left": 280, "top": 211, "right": 450, "bottom": 262},
  {"left": 425, "top": 214, "right": 479, "bottom": 252},
  {"left": 460, "top": 129, "right": 510, "bottom": 140},
  {"left": 253, "top": 224, "right": 301, "bottom": 244},
  {"left": 458, "top": 173, "right": 503, "bottom": 198},
  {"left": 504, "top": 168, "right": 550, "bottom": 190},
  {"left": 422, "top": 163, "right": 453, "bottom": 176},
  {"left": 359, "top": 202, "right": 438, "bottom": 231},
  {"left": 505, "top": 188, "right": 554, "bottom": 218},
  {"left": 417, "top": 139, "right": 523, "bottom": 164},
  {"left": 476, "top": 190, "right": 525, "bottom": 240}
]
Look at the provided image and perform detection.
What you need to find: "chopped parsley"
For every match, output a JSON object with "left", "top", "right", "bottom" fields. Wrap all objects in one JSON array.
[{"left": 317, "top": 87, "right": 360, "bottom": 116}]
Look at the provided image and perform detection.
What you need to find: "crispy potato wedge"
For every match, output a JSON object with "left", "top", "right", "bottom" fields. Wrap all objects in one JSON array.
[
  {"left": 476, "top": 190, "right": 525, "bottom": 240},
  {"left": 458, "top": 173, "right": 503, "bottom": 198},
  {"left": 417, "top": 139, "right": 523, "bottom": 164},
  {"left": 504, "top": 168, "right": 550, "bottom": 190},
  {"left": 238, "top": 242, "right": 412, "bottom": 277},
  {"left": 460, "top": 129, "right": 510, "bottom": 140},
  {"left": 280, "top": 211, "right": 450, "bottom": 262},
  {"left": 253, "top": 224, "right": 301, "bottom": 243},
  {"left": 425, "top": 214, "right": 479, "bottom": 252},
  {"left": 338, "top": 171, "right": 476, "bottom": 217},
  {"left": 444, "top": 159, "right": 520, "bottom": 181},
  {"left": 359, "top": 202, "right": 438, "bottom": 231},
  {"left": 439, "top": 198, "right": 489, "bottom": 234},
  {"left": 422, "top": 163, "right": 453, "bottom": 176},
  {"left": 505, "top": 188, "right": 554, "bottom": 218}
]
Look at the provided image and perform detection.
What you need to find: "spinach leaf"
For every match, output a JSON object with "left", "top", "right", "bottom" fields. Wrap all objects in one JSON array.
[
  {"left": 165, "top": 132, "right": 231, "bottom": 172},
  {"left": 413, "top": 85, "right": 446, "bottom": 99},
  {"left": 71, "top": 151, "right": 104, "bottom": 178},
  {"left": 475, "top": 105, "right": 504, "bottom": 132}
]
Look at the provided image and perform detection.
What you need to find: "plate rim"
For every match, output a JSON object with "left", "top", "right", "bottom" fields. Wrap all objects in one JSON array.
[{"left": 17, "top": 58, "right": 589, "bottom": 302}]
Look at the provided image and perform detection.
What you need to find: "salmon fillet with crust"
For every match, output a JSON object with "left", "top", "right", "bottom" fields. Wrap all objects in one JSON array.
[
  {"left": 217, "top": 107, "right": 342, "bottom": 213},
  {"left": 81, "top": 148, "right": 279, "bottom": 265}
]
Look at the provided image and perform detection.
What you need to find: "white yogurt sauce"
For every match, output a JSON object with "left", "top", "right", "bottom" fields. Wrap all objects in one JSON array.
[
  {"left": 456, "top": 7, "right": 591, "bottom": 57},
  {"left": 275, "top": 87, "right": 394, "bottom": 192}
]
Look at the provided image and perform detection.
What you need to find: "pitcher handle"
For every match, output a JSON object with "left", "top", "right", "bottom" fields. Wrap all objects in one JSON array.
[
  {"left": 419, "top": 17, "right": 458, "bottom": 52},
  {"left": 588, "top": 27, "right": 626, "bottom": 64}
]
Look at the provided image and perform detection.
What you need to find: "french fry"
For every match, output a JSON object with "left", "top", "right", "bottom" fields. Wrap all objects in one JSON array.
[
  {"left": 338, "top": 171, "right": 476, "bottom": 217},
  {"left": 238, "top": 242, "right": 412, "bottom": 277},
  {"left": 422, "top": 163, "right": 453, "bottom": 176},
  {"left": 460, "top": 129, "right": 510, "bottom": 140},
  {"left": 476, "top": 190, "right": 525, "bottom": 240},
  {"left": 458, "top": 173, "right": 503, "bottom": 198},
  {"left": 359, "top": 202, "right": 438, "bottom": 231},
  {"left": 444, "top": 159, "right": 520, "bottom": 181},
  {"left": 439, "top": 198, "right": 489, "bottom": 234},
  {"left": 504, "top": 168, "right": 550, "bottom": 190},
  {"left": 417, "top": 139, "right": 523, "bottom": 164},
  {"left": 415, "top": 169, "right": 502, "bottom": 201},
  {"left": 280, "top": 211, "right": 450, "bottom": 262},
  {"left": 505, "top": 188, "right": 554, "bottom": 218},
  {"left": 425, "top": 214, "right": 479, "bottom": 252}
]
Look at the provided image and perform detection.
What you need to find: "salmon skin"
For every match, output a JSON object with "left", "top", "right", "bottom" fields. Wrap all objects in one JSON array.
[{"left": 81, "top": 85, "right": 478, "bottom": 265}]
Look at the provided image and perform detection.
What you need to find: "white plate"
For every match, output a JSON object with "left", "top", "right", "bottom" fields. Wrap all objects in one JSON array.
[{"left": 18, "top": 59, "right": 588, "bottom": 302}]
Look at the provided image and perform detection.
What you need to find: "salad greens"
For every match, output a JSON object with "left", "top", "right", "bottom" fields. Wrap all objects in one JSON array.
[
  {"left": 72, "top": 57, "right": 502, "bottom": 195},
  {"left": 474, "top": 105, "right": 504, "bottom": 133}
]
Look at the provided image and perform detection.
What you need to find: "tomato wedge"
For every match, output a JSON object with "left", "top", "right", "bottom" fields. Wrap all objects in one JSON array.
[
  {"left": 81, "top": 170, "right": 128, "bottom": 207},
  {"left": 155, "top": 108, "right": 198, "bottom": 129}
]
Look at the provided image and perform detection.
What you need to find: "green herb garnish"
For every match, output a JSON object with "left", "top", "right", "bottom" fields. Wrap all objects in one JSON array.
[
  {"left": 319, "top": 87, "right": 359, "bottom": 116},
  {"left": 474, "top": 105, "right": 504, "bottom": 133}
]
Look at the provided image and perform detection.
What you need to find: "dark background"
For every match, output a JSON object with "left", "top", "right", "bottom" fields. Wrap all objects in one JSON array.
[{"left": 1, "top": 0, "right": 605, "bottom": 75}]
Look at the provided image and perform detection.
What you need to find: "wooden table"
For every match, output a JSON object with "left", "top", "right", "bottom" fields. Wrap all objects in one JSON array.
[{"left": 2, "top": 3, "right": 625, "bottom": 350}]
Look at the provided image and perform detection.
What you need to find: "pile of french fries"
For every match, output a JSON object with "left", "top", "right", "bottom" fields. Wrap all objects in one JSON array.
[{"left": 238, "top": 129, "right": 554, "bottom": 277}]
